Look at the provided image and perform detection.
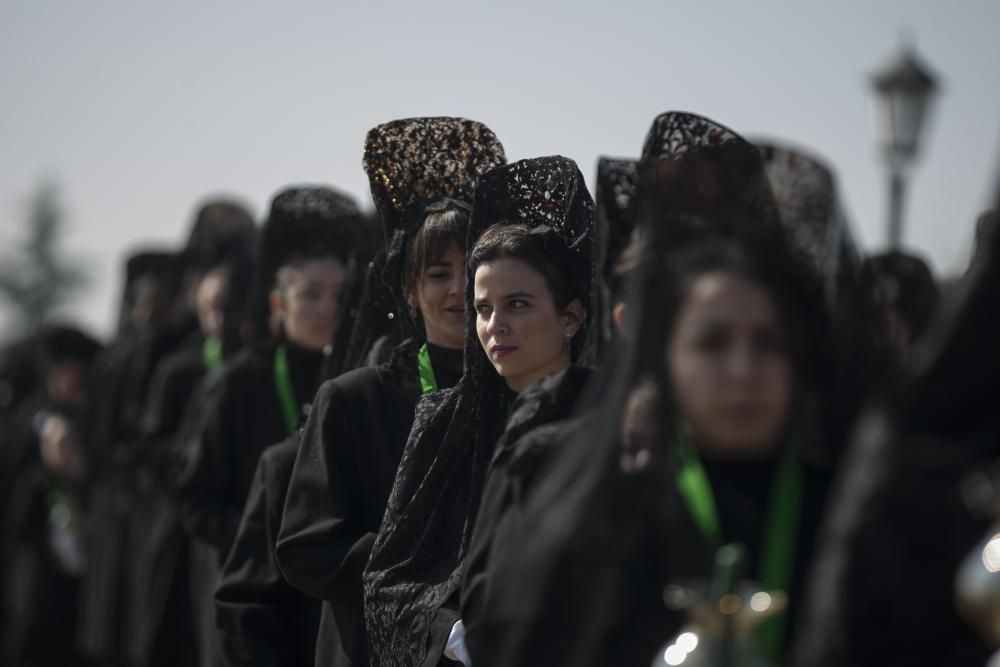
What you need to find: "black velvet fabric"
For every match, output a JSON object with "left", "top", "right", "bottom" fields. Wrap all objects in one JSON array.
[
  {"left": 215, "top": 435, "right": 322, "bottom": 667},
  {"left": 176, "top": 341, "right": 324, "bottom": 555}
]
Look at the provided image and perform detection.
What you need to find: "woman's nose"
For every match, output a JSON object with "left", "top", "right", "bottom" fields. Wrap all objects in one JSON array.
[
  {"left": 485, "top": 311, "right": 507, "bottom": 336},
  {"left": 725, "top": 344, "right": 756, "bottom": 382}
]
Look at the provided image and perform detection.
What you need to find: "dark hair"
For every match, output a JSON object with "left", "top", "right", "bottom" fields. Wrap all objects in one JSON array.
[
  {"left": 469, "top": 223, "right": 586, "bottom": 314},
  {"left": 608, "top": 230, "right": 643, "bottom": 306},
  {"left": 402, "top": 203, "right": 469, "bottom": 300},
  {"left": 859, "top": 251, "right": 940, "bottom": 340}
]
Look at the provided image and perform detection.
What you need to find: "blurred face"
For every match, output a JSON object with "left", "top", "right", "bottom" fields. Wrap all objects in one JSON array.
[
  {"left": 196, "top": 266, "right": 230, "bottom": 339},
  {"left": 409, "top": 243, "right": 466, "bottom": 350},
  {"left": 47, "top": 361, "right": 85, "bottom": 407},
  {"left": 667, "top": 272, "right": 794, "bottom": 460},
  {"left": 884, "top": 307, "right": 912, "bottom": 360},
  {"left": 270, "top": 257, "right": 348, "bottom": 352},
  {"left": 474, "top": 257, "right": 583, "bottom": 393},
  {"left": 128, "top": 278, "right": 157, "bottom": 328}
]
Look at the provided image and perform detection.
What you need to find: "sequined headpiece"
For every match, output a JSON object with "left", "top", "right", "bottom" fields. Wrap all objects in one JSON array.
[{"left": 363, "top": 117, "right": 506, "bottom": 237}]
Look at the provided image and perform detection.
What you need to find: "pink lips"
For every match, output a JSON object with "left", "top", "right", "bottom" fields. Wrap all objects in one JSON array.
[{"left": 490, "top": 345, "right": 517, "bottom": 360}]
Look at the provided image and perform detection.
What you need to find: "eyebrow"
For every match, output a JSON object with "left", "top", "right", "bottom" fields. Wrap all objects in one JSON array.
[{"left": 474, "top": 290, "right": 535, "bottom": 305}]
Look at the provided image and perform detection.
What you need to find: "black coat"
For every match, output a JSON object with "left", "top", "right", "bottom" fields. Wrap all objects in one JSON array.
[
  {"left": 0, "top": 397, "right": 91, "bottom": 667},
  {"left": 277, "top": 342, "right": 463, "bottom": 666},
  {"left": 215, "top": 436, "right": 322, "bottom": 667},
  {"left": 462, "top": 410, "right": 831, "bottom": 667},
  {"left": 77, "top": 318, "right": 197, "bottom": 663},
  {"left": 124, "top": 336, "right": 209, "bottom": 667},
  {"left": 177, "top": 342, "right": 324, "bottom": 554}
]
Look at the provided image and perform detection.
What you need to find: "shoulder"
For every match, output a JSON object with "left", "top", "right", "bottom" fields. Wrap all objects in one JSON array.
[
  {"left": 259, "top": 436, "right": 299, "bottom": 476},
  {"left": 155, "top": 343, "right": 204, "bottom": 378},
  {"left": 507, "top": 366, "right": 594, "bottom": 438},
  {"left": 208, "top": 347, "right": 269, "bottom": 390},
  {"left": 317, "top": 362, "right": 416, "bottom": 406}
]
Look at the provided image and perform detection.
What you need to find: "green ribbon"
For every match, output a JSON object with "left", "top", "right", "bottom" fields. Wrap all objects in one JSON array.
[
  {"left": 202, "top": 335, "right": 223, "bottom": 372},
  {"left": 417, "top": 344, "right": 438, "bottom": 394},
  {"left": 273, "top": 345, "right": 300, "bottom": 436},
  {"left": 674, "top": 434, "right": 803, "bottom": 660}
]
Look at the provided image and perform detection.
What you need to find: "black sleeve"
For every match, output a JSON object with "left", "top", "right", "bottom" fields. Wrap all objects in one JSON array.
[
  {"left": 464, "top": 447, "right": 674, "bottom": 667},
  {"left": 140, "top": 358, "right": 204, "bottom": 486},
  {"left": 275, "top": 377, "right": 374, "bottom": 663},
  {"left": 175, "top": 372, "right": 242, "bottom": 552},
  {"left": 214, "top": 452, "right": 297, "bottom": 667}
]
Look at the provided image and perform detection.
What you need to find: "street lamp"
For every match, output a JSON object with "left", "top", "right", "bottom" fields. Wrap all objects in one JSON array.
[{"left": 870, "top": 46, "right": 940, "bottom": 248}]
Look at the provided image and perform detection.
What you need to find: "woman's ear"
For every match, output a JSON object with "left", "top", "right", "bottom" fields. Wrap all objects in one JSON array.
[
  {"left": 269, "top": 289, "right": 285, "bottom": 321},
  {"left": 562, "top": 299, "right": 585, "bottom": 339},
  {"left": 612, "top": 302, "right": 627, "bottom": 333}
]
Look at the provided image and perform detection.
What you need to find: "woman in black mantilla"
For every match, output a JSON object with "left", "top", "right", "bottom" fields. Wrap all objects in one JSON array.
[
  {"left": 274, "top": 117, "right": 506, "bottom": 667},
  {"left": 460, "top": 114, "right": 838, "bottom": 667},
  {"left": 174, "top": 186, "right": 361, "bottom": 660},
  {"left": 361, "top": 155, "right": 597, "bottom": 667},
  {"left": 177, "top": 185, "right": 361, "bottom": 554}
]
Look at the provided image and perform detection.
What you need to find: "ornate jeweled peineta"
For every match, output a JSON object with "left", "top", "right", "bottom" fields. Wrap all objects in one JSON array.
[{"left": 363, "top": 117, "right": 507, "bottom": 234}]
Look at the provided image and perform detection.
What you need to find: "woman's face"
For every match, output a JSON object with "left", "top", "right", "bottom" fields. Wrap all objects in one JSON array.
[
  {"left": 271, "top": 257, "right": 348, "bottom": 352},
  {"left": 667, "top": 271, "right": 794, "bottom": 459},
  {"left": 196, "top": 266, "right": 230, "bottom": 339},
  {"left": 474, "top": 257, "right": 583, "bottom": 392},
  {"left": 411, "top": 243, "right": 466, "bottom": 350}
]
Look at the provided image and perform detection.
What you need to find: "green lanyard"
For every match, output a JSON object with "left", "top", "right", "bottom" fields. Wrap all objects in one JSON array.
[
  {"left": 273, "top": 345, "right": 300, "bottom": 436},
  {"left": 202, "top": 335, "right": 223, "bottom": 372},
  {"left": 417, "top": 344, "right": 438, "bottom": 394},
  {"left": 674, "top": 435, "right": 804, "bottom": 659}
]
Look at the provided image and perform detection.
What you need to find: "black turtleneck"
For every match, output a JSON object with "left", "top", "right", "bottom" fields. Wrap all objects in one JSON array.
[
  {"left": 425, "top": 342, "right": 464, "bottom": 390},
  {"left": 277, "top": 342, "right": 464, "bottom": 667},
  {"left": 281, "top": 339, "right": 327, "bottom": 414},
  {"left": 702, "top": 455, "right": 778, "bottom": 576}
]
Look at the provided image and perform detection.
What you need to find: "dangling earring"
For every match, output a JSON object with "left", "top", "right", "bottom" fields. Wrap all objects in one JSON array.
[{"left": 564, "top": 333, "right": 572, "bottom": 353}]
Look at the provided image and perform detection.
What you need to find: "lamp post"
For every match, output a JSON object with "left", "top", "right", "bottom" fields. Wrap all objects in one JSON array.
[{"left": 870, "top": 46, "right": 939, "bottom": 249}]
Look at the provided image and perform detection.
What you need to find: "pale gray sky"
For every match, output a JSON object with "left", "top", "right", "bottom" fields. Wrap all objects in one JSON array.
[{"left": 2, "top": 0, "right": 998, "bottom": 340}]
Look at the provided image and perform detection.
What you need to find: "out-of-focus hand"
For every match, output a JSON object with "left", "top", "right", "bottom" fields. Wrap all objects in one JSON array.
[{"left": 39, "top": 414, "right": 83, "bottom": 479}]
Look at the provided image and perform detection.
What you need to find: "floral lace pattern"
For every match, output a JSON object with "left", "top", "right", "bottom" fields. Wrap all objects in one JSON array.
[
  {"left": 596, "top": 157, "right": 639, "bottom": 231},
  {"left": 758, "top": 144, "right": 858, "bottom": 291},
  {"left": 471, "top": 155, "right": 595, "bottom": 250},
  {"left": 641, "top": 111, "right": 742, "bottom": 160}
]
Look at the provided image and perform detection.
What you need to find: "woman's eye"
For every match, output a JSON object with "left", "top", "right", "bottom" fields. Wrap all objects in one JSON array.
[
  {"left": 509, "top": 299, "right": 528, "bottom": 309},
  {"left": 300, "top": 289, "right": 322, "bottom": 302},
  {"left": 694, "top": 329, "right": 729, "bottom": 353},
  {"left": 426, "top": 271, "right": 449, "bottom": 280},
  {"left": 754, "top": 330, "right": 789, "bottom": 355},
  {"left": 475, "top": 305, "right": 492, "bottom": 316}
]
